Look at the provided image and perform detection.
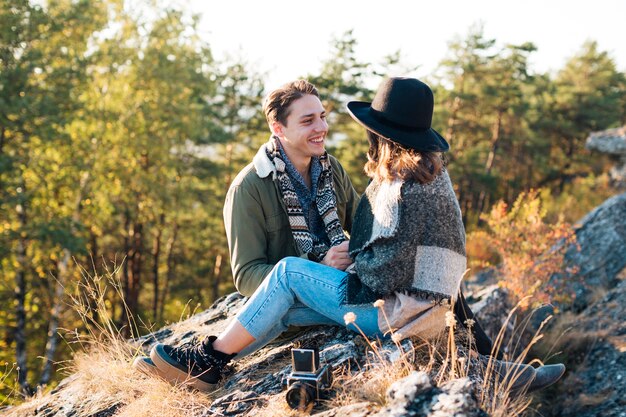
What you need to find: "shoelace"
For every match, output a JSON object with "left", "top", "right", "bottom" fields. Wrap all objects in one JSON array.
[{"left": 171, "top": 337, "right": 227, "bottom": 373}]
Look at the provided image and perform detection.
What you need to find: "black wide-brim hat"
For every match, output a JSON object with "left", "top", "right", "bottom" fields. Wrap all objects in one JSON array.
[{"left": 347, "top": 77, "right": 449, "bottom": 152}]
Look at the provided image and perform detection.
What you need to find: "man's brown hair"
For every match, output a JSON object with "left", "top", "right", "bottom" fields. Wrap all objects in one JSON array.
[
  {"left": 364, "top": 131, "right": 444, "bottom": 183},
  {"left": 263, "top": 80, "right": 319, "bottom": 127}
]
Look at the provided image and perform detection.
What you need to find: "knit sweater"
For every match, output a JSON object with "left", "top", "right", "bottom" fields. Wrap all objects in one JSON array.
[{"left": 345, "top": 170, "right": 467, "bottom": 337}]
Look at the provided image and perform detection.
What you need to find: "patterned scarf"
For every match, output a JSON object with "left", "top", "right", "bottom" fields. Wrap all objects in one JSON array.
[{"left": 265, "top": 136, "right": 346, "bottom": 261}]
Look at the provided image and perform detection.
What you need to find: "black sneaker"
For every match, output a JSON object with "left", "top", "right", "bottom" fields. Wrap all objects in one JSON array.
[
  {"left": 150, "top": 336, "right": 235, "bottom": 391},
  {"left": 527, "top": 363, "right": 565, "bottom": 392}
]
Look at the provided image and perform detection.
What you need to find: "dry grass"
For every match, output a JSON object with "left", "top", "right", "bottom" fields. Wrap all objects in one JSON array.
[
  {"left": 324, "top": 298, "right": 551, "bottom": 417},
  {"left": 23, "top": 349, "right": 213, "bottom": 417},
  {"left": 0, "top": 363, "right": 18, "bottom": 407},
  {"left": 2, "top": 265, "right": 216, "bottom": 417},
  {"left": 331, "top": 347, "right": 414, "bottom": 407}
]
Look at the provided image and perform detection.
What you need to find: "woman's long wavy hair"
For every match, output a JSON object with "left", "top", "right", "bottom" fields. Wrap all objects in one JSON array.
[{"left": 364, "top": 131, "right": 445, "bottom": 184}]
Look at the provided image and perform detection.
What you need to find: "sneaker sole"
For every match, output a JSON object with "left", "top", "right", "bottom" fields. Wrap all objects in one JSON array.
[
  {"left": 150, "top": 343, "right": 215, "bottom": 391},
  {"left": 132, "top": 356, "right": 166, "bottom": 378}
]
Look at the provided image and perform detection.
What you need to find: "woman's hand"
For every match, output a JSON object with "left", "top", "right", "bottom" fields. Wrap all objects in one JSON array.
[{"left": 321, "top": 241, "right": 352, "bottom": 271}]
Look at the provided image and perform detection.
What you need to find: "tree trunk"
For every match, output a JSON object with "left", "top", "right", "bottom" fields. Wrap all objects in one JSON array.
[
  {"left": 40, "top": 171, "right": 89, "bottom": 386},
  {"left": 477, "top": 109, "right": 503, "bottom": 214},
  {"left": 557, "top": 135, "right": 577, "bottom": 193},
  {"left": 125, "top": 221, "right": 143, "bottom": 337},
  {"left": 447, "top": 74, "right": 466, "bottom": 150},
  {"left": 158, "top": 222, "right": 178, "bottom": 323},
  {"left": 15, "top": 184, "right": 31, "bottom": 395},
  {"left": 40, "top": 249, "right": 69, "bottom": 386},
  {"left": 89, "top": 229, "right": 101, "bottom": 273},
  {"left": 446, "top": 95, "right": 462, "bottom": 148},
  {"left": 119, "top": 210, "right": 131, "bottom": 333},
  {"left": 152, "top": 213, "right": 165, "bottom": 320},
  {"left": 211, "top": 253, "right": 223, "bottom": 302},
  {"left": 484, "top": 109, "right": 503, "bottom": 175},
  {"left": 458, "top": 178, "right": 468, "bottom": 225},
  {"left": 0, "top": 126, "right": 5, "bottom": 155},
  {"left": 224, "top": 142, "right": 234, "bottom": 193}
]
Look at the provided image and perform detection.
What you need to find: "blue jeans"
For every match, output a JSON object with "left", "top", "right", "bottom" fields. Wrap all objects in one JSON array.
[{"left": 235, "top": 257, "right": 382, "bottom": 357}]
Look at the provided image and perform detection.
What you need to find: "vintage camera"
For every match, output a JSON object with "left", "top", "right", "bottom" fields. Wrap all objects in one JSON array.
[{"left": 285, "top": 347, "right": 333, "bottom": 409}]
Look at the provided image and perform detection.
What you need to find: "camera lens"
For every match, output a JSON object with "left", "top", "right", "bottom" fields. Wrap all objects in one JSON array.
[{"left": 286, "top": 382, "right": 314, "bottom": 410}]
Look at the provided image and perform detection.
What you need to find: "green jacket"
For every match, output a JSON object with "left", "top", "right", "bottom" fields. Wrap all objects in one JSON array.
[{"left": 223, "top": 144, "right": 360, "bottom": 297}]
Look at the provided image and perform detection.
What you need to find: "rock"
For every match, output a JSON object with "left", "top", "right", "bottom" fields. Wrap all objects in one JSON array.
[
  {"left": 312, "top": 402, "right": 376, "bottom": 416},
  {"left": 375, "top": 371, "right": 439, "bottom": 417},
  {"left": 7, "top": 191, "right": 624, "bottom": 417},
  {"left": 465, "top": 284, "right": 502, "bottom": 313},
  {"left": 472, "top": 192, "right": 626, "bottom": 314},
  {"left": 430, "top": 378, "right": 486, "bottom": 417},
  {"left": 563, "top": 192, "right": 626, "bottom": 310},
  {"left": 586, "top": 126, "right": 626, "bottom": 155},
  {"left": 374, "top": 371, "right": 486, "bottom": 417},
  {"left": 386, "top": 371, "right": 432, "bottom": 405},
  {"left": 465, "top": 285, "right": 518, "bottom": 353},
  {"left": 586, "top": 125, "right": 626, "bottom": 188},
  {"left": 209, "top": 390, "right": 264, "bottom": 416},
  {"left": 468, "top": 267, "right": 498, "bottom": 287},
  {"left": 538, "top": 279, "right": 626, "bottom": 417}
]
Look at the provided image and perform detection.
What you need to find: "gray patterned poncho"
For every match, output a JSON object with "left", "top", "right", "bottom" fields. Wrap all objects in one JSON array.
[{"left": 345, "top": 170, "right": 466, "bottom": 307}]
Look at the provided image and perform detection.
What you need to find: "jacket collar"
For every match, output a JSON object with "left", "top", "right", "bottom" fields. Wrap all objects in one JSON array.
[{"left": 252, "top": 139, "right": 278, "bottom": 179}]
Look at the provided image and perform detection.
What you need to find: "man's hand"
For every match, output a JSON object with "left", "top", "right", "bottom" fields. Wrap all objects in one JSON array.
[{"left": 321, "top": 241, "right": 352, "bottom": 271}]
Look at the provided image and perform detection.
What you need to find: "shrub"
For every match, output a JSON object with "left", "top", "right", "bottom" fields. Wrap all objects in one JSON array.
[{"left": 476, "top": 190, "right": 578, "bottom": 309}]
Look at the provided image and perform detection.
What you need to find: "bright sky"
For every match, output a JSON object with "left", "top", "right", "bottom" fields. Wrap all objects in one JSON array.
[{"left": 189, "top": 0, "right": 625, "bottom": 90}]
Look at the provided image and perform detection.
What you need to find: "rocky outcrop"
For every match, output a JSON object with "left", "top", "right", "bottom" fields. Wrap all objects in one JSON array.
[
  {"left": 2, "top": 291, "right": 492, "bottom": 417},
  {"left": 464, "top": 190, "right": 626, "bottom": 417},
  {"left": 469, "top": 192, "right": 626, "bottom": 313},
  {"left": 135, "top": 315, "right": 489, "bottom": 417},
  {"left": 467, "top": 192, "right": 626, "bottom": 327},
  {"left": 377, "top": 372, "right": 486, "bottom": 417},
  {"left": 536, "top": 277, "right": 626, "bottom": 417},
  {"left": 586, "top": 126, "right": 626, "bottom": 188},
  {"left": 565, "top": 192, "right": 626, "bottom": 309}
]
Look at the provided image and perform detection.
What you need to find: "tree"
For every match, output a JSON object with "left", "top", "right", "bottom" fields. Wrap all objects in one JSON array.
[
  {"left": 0, "top": 0, "right": 110, "bottom": 395},
  {"left": 537, "top": 41, "right": 625, "bottom": 192},
  {"left": 308, "top": 30, "right": 382, "bottom": 193}
]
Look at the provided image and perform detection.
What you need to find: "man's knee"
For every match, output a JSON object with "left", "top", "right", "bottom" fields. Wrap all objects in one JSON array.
[
  {"left": 273, "top": 257, "right": 315, "bottom": 287},
  {"left": 277, "top": 256, "right": 309, "bottom": 272}
]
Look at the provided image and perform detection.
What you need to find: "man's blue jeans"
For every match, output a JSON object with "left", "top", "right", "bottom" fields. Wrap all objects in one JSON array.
[{"left": 236, "top": 257, "right": 382, "bottom": 357}]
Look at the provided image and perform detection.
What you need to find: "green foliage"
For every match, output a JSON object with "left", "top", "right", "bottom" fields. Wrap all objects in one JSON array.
[
  {"left": 433, "top": 25, "right": 624, "bottom": 229},
  {"left": 538, "top": 173, "right": 614, "bottom": 224},
  {"left": 534, "top": 41, "right": 626, "bottom": 192},
  {"left": 309, "top": 30, "right": 383, "bottom": 193},
  {"left": 0, "top": 0, "right": 262, "bottom": 399}
]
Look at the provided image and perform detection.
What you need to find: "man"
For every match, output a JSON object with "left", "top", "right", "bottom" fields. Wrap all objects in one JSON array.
[
  {"left": 224, "top": 80, "right": 359, "bottom": 297},
  {"left": 132, "top": 80, "right": 358, "bottom": 374}
]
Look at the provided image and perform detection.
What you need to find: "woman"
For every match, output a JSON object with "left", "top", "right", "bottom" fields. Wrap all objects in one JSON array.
[{"left": 144, "top": 78, "right": 563, "bottom": 392}]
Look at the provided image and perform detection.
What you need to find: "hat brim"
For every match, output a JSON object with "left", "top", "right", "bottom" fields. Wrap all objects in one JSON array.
[{"left": 346, "top": 101, "right": 450, "bottom": 152}]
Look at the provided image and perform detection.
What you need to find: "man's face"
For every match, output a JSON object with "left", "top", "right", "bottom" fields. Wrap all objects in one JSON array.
[{"left": 273, "top": 94, "right": 328, "bottom": 163}]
